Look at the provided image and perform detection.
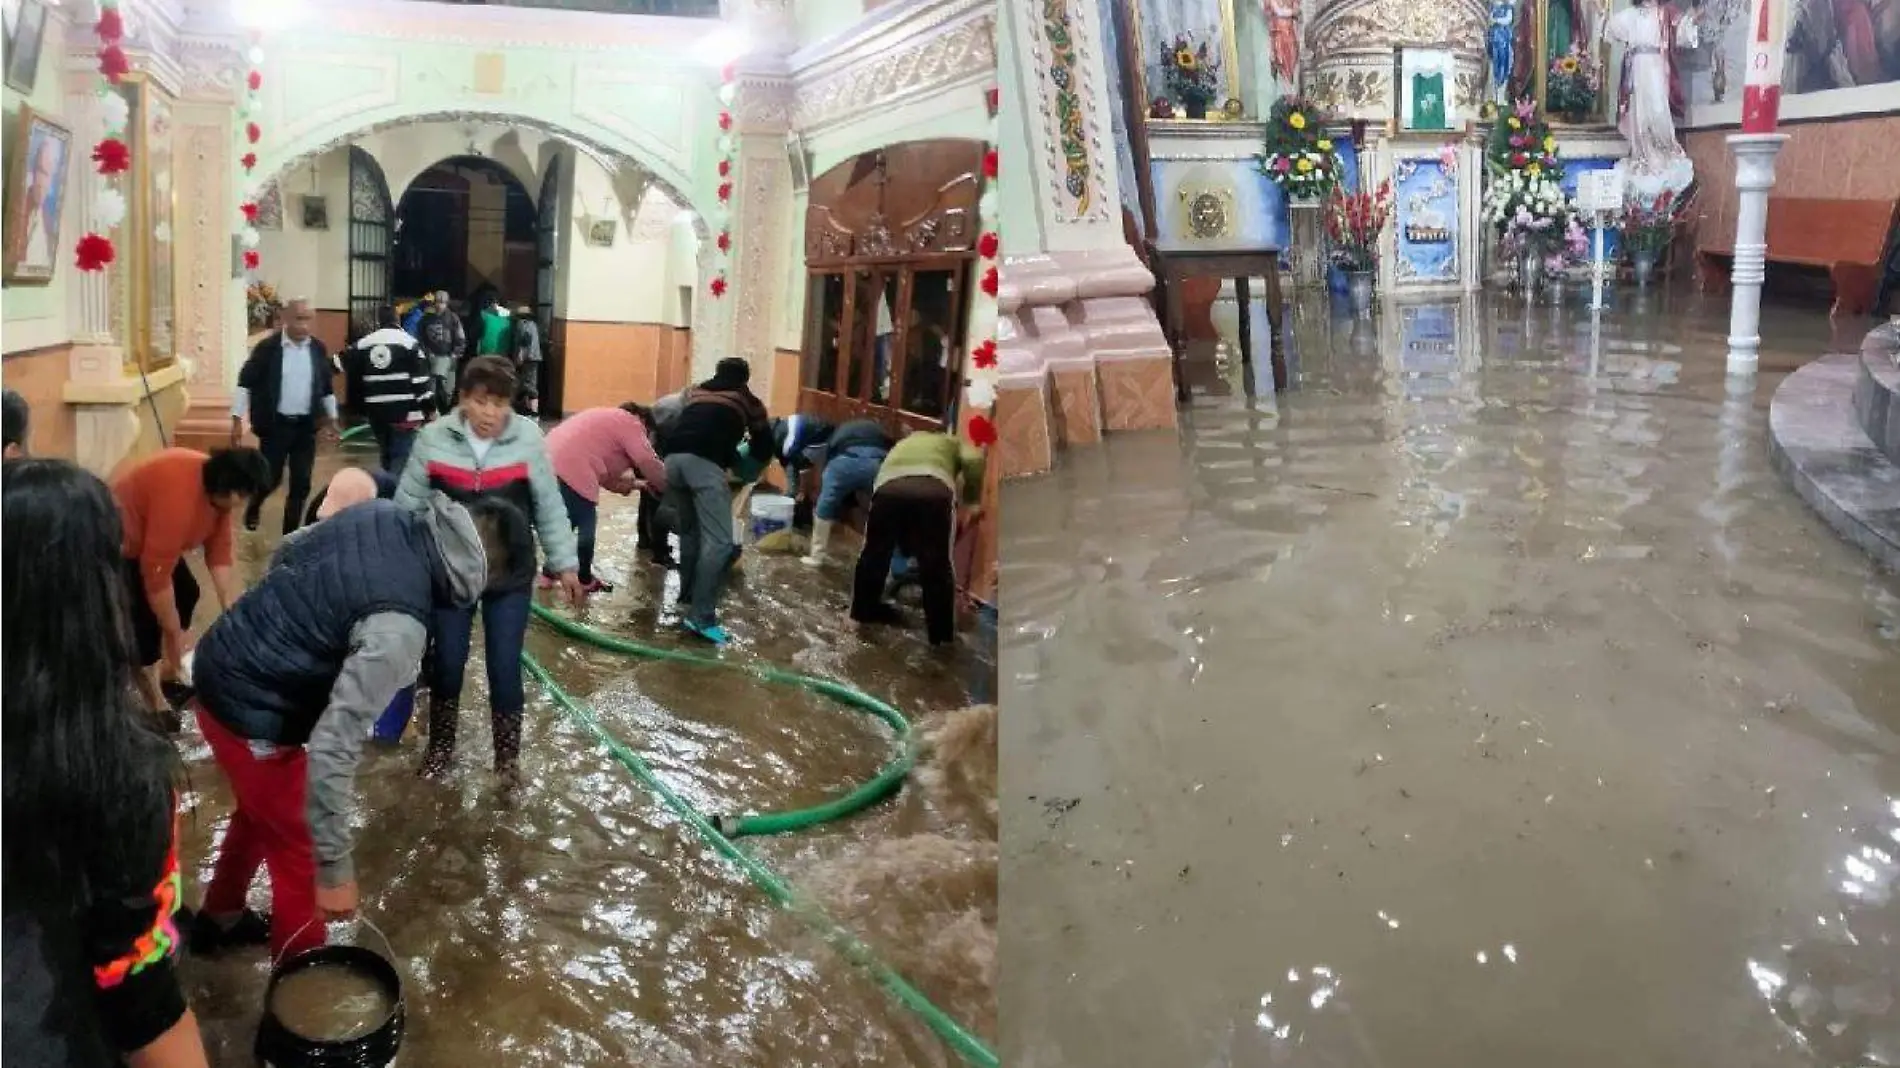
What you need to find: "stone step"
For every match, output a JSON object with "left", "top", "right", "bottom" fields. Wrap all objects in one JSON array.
[
  {"left": 1769, "top": 351, "right": 1900, "bottom": 571},
  {"left": 1852, "top": 341, "right": 1900, "bottom": 467}
]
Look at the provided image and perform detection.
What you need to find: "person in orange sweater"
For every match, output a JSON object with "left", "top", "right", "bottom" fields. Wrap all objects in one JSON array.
[{"left": 113, "top": 447, "right": 272, "bottom": 725}]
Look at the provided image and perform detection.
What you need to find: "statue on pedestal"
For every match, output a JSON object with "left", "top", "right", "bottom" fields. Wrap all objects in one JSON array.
[
  {"left": 1600, "top": 0, "right": 1698, "bottom": 194},
  {"left": 1266, "top": 0, "right": 1301, "bottom": 86}
]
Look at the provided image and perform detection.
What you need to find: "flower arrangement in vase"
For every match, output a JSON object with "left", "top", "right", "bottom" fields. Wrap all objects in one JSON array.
[
  {"left": 1162, "top": 33, "right": 1222, "bottom": 119},
  {"left": 1619, "top": 190, "right": 1690, "bottom": 285},
  {"left": 1324, "top": 180, "right": 1393, "bottom": 312},
  {"left": 1257, "top": 97, "right": 1340, "bottom": 201},
  {"left": 246, "top": 280, "right": 282, "bottom": 329},
  {"left": 1546, "top": 46, "right": 1600, "bottom": 123}
]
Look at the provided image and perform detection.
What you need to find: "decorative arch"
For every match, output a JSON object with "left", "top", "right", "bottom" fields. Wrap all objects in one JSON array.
[{"left": 255, "top": 108, "right": 712, "bottom": 228}]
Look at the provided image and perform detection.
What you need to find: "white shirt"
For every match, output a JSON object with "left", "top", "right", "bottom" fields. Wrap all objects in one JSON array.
[
  {"left": 231, "top": 332, "right": 341, "bottom": 420},
  {"left": 467, "top": 435, "right": 496, "bottom": 466}
]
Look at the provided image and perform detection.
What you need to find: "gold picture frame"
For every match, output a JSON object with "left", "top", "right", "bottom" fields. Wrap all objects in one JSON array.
[
  {"left": 1126, "top": 0, "right": 1247, "bottom": 123},
  {"left": 111, "top": 72, "right": 178, "bottom": 374},
  {"left": 2, "top": 103, "right": 72, "bottom": 286}
]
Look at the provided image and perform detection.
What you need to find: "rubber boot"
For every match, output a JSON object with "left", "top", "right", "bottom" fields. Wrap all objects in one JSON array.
[
  {"left": 801, "top": 519, "right": 832, "bottom": 566},
  {"left": 492, "top": 707, "right": 523, "bottom": 787},
  {"left": 419, "top": 697, "right": 458, "bottom": 778}
]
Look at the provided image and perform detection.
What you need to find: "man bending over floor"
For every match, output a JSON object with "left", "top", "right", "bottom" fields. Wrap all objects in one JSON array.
[
  {"left": 187, "top": 493, "right": 530, "bottom": 958},
  {"left": 113, "top": 447, "right": 272, "bottom": 728},
  {"left": 661, "top": 358, "right": 773, "bottom": 645},
  {"left": 851, "top": 430, "right": 984, "bottom": 647}
]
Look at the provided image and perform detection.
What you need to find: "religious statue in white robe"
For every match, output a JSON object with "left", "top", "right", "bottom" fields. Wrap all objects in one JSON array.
[{"left": 1600, "top": 0, "right": 1698, "bottom": 198}]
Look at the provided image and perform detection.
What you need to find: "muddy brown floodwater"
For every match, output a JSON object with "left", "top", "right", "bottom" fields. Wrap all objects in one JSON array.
[
  {"left": 178, "top": 473, "right": 996, "bottom": 1066},
  {"left": 1000, "top": 292, "right": 1900, "bottom": 1068}
]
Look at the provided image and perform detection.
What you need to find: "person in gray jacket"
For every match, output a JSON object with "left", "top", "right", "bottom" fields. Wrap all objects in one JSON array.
[{"left": 188, "top": 492, "right": 531, "bottom": 958}]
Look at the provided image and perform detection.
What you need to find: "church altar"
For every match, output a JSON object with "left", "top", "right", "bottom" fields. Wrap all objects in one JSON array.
[{"left": 1120, "top": 0, "right": 1694, "bottom": 295}]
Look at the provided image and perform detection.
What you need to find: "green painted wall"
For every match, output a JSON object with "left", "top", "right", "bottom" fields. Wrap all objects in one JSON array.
[{"left": 795, "top": 0, "right": 870, "bottom": 48}]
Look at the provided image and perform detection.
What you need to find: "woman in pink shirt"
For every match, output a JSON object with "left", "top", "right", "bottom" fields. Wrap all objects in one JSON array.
[{"left": 541, "top": 403, "right": 668, "bottom": 592}]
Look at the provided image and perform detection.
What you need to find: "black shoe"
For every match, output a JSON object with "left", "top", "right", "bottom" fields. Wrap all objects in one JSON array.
[
  {"left": 189, "top": 907, "right": 271, "bottom": 954},
  {"left": 853, "top": 602, "right": 908, "bottom": 627}
]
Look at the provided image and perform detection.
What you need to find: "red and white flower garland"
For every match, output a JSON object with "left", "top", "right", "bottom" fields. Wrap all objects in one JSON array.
[
  {"left": 236, "top": 30, "right": 265, "bottom": 275},
  {"left": 962, "top": 85, "right": 1002, "bottom": 449},
  {"left": 709, "top": 63, "right": 737, "bottom": 299},
  {"left": 74, "top": 0, "right": 131, "bottom": 273}
]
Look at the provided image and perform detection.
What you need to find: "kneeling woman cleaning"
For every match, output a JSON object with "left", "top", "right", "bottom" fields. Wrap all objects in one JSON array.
[{"left": 396, "top": 356, "right": 584, "bottom": 780}]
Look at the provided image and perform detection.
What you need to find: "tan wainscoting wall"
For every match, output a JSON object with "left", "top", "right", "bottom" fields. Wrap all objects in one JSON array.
[
  {"left": 3, "top": 345, "right": 79, "bottom": 458},
  {"left": 108, "top": 381, "right": 192, "bottom": 481},
  {"left": 312, "top": 309, "right": 351, "bottom": 355},
  {"left": 1683, "top": 115, "right": 1900, "bottom": 253},
  {"left": 554, "top": 320, "right": 693, "bottom": 412},
  {"left": 770, "top": 349, "right": 800, "bottom": 418}
]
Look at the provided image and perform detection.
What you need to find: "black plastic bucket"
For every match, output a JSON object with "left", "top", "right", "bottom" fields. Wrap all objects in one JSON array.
[{"left": 255, "top": 922, "right": 405, "bottom": 1068}]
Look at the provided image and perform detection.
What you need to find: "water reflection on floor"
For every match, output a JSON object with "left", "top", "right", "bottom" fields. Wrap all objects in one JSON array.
[
  {"left": 179, "top": 474, "right": 994, "bottom": 1066},
  {"left": 1000, "top": 289, "right": 1900, "bottom": 1068}
]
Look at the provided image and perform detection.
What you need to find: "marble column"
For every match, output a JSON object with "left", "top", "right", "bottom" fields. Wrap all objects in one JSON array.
[{"left": 996, "top": 0, "right": 1173, "bottom": 479}]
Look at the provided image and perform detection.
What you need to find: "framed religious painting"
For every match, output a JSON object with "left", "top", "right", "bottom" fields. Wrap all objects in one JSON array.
[
  {"left": 1394, "top": 47, "right": 1459, "bottom": 132},
  {"left": 3, "top": 104, "right": 72, "bottom": 285},
  {"left": 3, "top": 0, "right": 46, "bottom": 94},
  {"left": 1127, "top": 0, "right": 1246, "bottom": 122}
]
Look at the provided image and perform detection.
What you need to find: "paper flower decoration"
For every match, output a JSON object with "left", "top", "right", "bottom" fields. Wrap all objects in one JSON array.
[
  {"left": 718, "top": 159, "right": 730, "bottom": 177},
  {"left": 966, "top": 414, "right": 997, "bottom": 447},
  {"left": 92, "top": 137, "right": 130, "bottom": 175},
  {"left": 980, "top": 266, "right": 998, "bottom": 296},
  {"left": 242, "top": 152, "right": 257, "bottom": 172},
  {"left": 717, "top": 111, "right": 732, "bottom": 131},
  {"left": 243, "top": 249, "right": 260, "bottom": 270},
  {"left": 240, "top": 227, "right": 260, "bottom": 249},
  {"left": 95, "top": 187, "right": 127, "bottom": 228},
  {"left": 96, "top": 8, "right": 124, "bottom": 41},
  {"left": 966, "top": 377, "right": 997, "bottom": 411},
  {"left": 983, "top": 149, "right": 998, "bottom": 179},
  {"left": 241, "top": 202, "right": 260, "bottom": 222},
  {"left": 75, "top": 233, "right": 117, "bottom": 271},
  {"left": 98, "top": 45, "right": 131, "bottom": 83},
  {"left": 248, "top": 71, "right": 262, "bottom": 91},
  {"left": 971, "top": 338, "right": 997, "bottom": 369},
  {"left": 717, "top": 182, "right": 732, "bottom": 202},
  {"left": 716, "top": 231, "right": 731, "bottom": 252},
  {"left": 99, "top": 91, "right": 129, "bottom": 130},
  {"left": 977, "top": 232, "right": 998, "bottom": 258},
  {"left": 246, "top": 122, "right": 261, "bottom": 144},
  {"left": 709, "top": 275, "right": 728, "bottom": 298}
]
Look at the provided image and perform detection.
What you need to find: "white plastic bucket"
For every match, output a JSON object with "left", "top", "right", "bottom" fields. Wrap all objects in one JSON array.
[{"left": 748, "top": 494, "right": 795, "bottom": 541}]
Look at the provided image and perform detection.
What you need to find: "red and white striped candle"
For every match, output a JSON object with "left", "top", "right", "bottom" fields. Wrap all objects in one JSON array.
[{"left": 1740, "top": 0, "right": 1790, "bottom": 133}]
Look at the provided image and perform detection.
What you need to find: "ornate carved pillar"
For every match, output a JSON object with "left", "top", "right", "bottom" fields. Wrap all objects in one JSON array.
[
  {"left": 728, "top": 70, "right": 795, "bottom": 394},
  {"left": 170, "top": 36, "right": 245, "bottom": 448}
]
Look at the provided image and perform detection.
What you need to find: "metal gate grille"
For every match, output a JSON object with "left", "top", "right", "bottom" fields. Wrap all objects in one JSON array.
[{"left": 347, "top": 146, "right": 392, "bottom": 341}]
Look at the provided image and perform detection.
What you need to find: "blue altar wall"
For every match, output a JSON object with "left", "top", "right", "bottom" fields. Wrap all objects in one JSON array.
[
  {"left": 1393, "top": 157, "right": 1460, "bottom": 285},
  {"left": 1151, "top": 158, "right": 1291, "bottom": 249},
  {"left": 1561, "top": 156, "right": 1623, "bottom": 260}
]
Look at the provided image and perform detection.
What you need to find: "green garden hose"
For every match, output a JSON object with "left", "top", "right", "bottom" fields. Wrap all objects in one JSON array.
[
  {"left": 339, "top": 422, "right": 373, "bottom": 443},
  {"left": 526, "top": 604, "right": 912, "bottom": 836},
  {"left": 518, "top": 613, "right": 998, "bottom": 1068}
]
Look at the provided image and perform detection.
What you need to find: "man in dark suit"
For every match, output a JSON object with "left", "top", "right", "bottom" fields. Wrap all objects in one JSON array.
[{"left": 230, "top": 297, "right": 338, "bottom": 535}]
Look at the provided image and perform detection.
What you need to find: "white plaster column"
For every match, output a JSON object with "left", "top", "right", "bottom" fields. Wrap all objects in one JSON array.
[
  {"left": 1723, "top": 133, "right": 1789, "bottom": 375},
  {"left": 728, "top": 69, "right": 795, "bottom": 390},
  {"left": 997, "top": 0, "right": 1173, "bottom": 454}
]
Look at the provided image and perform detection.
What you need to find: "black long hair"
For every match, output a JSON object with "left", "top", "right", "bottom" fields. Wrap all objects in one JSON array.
[{"left": 2, "top": 459, "right": 176, "bottom": 894}]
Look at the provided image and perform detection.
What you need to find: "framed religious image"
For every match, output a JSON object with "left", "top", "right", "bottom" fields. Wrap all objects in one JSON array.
[
  {"left": 1395, "top": 47, "right": 1458, "bottom": 132},
  {"left": 1128, "top": 0, "right": 1246, "bottom": 122},
  {"left": 253, "top": 180, "right": 284, "bottom": 230},
  {"left": 3, "top": 103, "right": 71, "bottom": 285},
  {"left": 3, "top": 0, "right": 46, "bottom": 94},
  {"left": 301, "top": 195, "right": 330, "bottom": 230},
  {"left": 585, "top": 218, "right": 617, "bottom": 248}
]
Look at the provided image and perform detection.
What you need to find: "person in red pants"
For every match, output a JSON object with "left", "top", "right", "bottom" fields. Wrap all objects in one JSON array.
[{"left": 187, "top": 493, "right": 527, "bottom": 957}]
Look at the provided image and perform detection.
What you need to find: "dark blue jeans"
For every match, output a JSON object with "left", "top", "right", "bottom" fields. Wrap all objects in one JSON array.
[
  {"left": 373, "top": 424, "right": 418, "bottom": 480},
  {"left": 431, "top": 588, "right": 531, "bottom": 714},
  {"left": 557, "top": 480, "right": 600, "bottom": 583}
]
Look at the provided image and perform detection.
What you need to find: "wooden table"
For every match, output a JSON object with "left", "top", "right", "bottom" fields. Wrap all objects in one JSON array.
[{"left": 1150, "top": 242, "right": 1287, "bottom": 401}]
